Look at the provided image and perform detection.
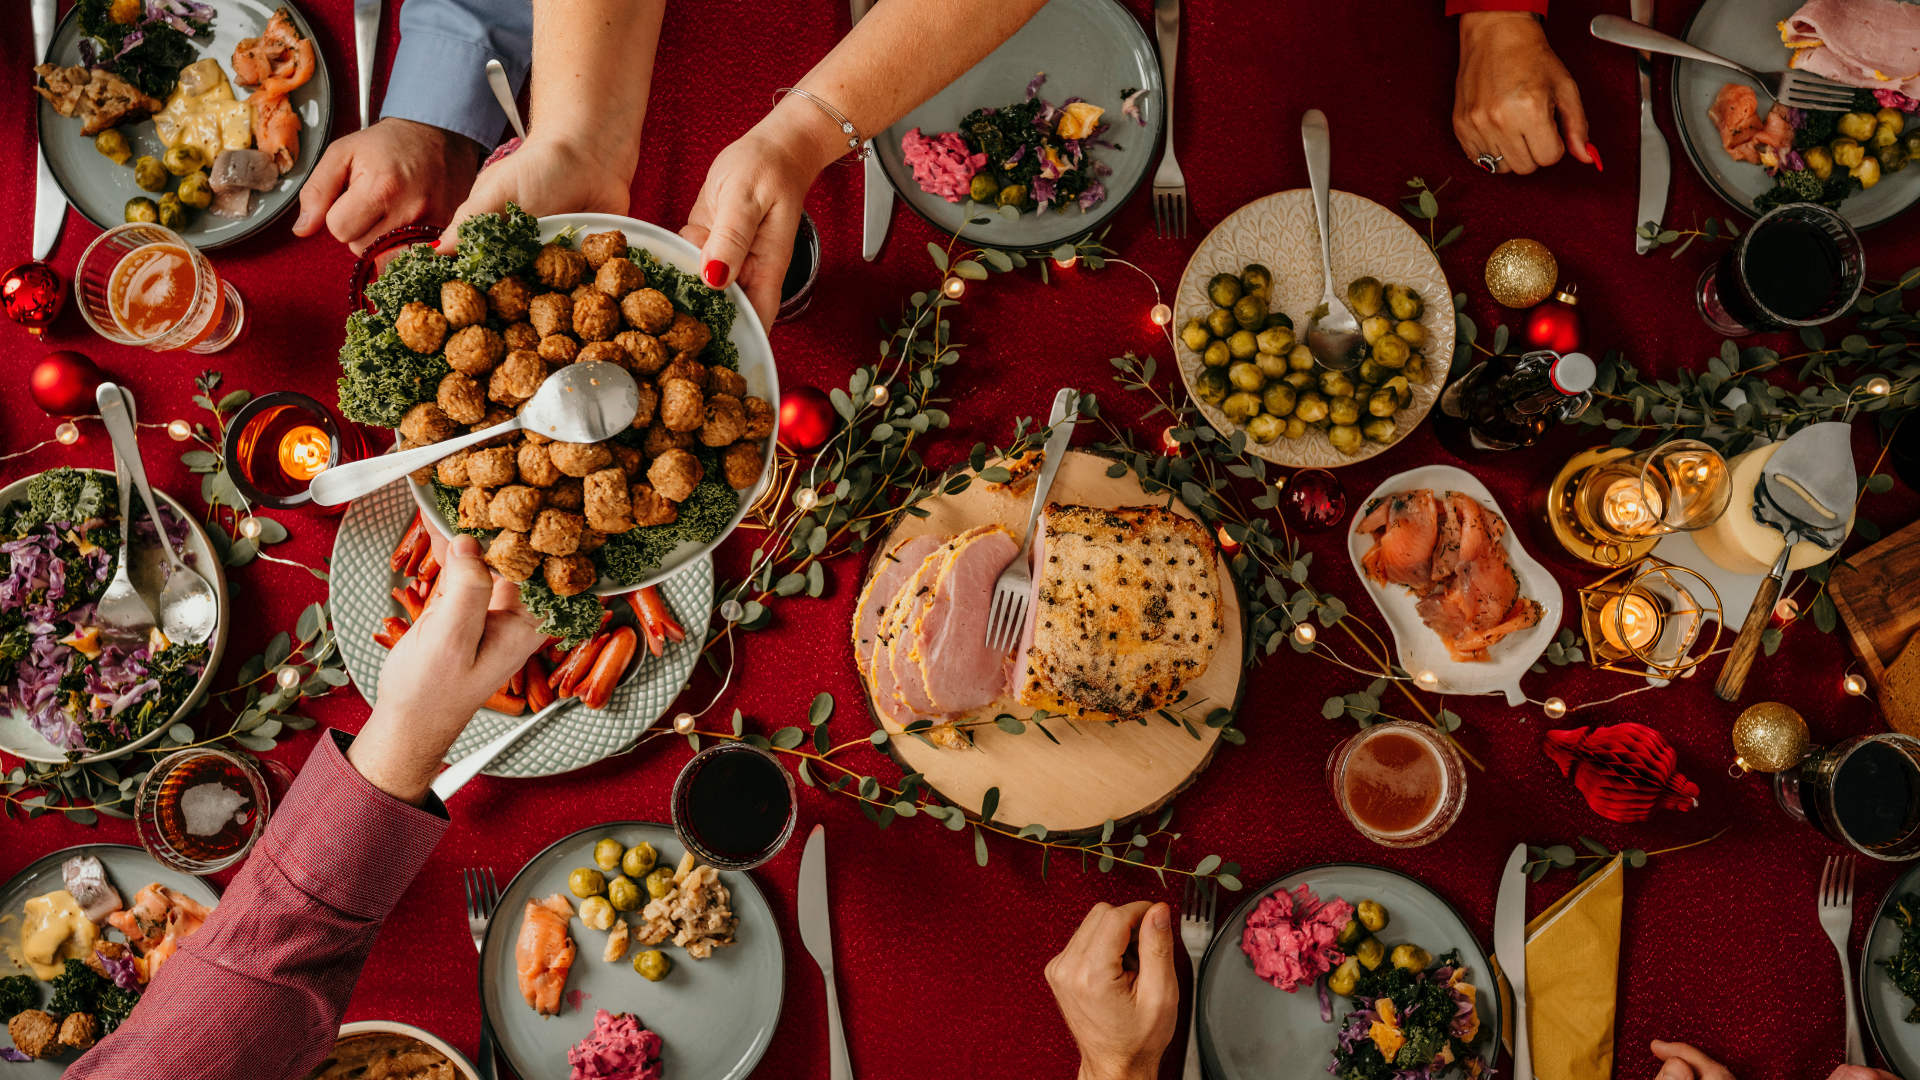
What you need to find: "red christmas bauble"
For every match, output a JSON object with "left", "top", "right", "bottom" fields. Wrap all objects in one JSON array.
[
  {"left": 31, "top": 351, "right": 106, "bottom": 417},
  {"left": 1281, "top": 468, "right": 1347, "bottom": 534},
  {"left": 1523, "top": 285, "right": 1582, "bottom": 355},
  {"left": 1544, "top": 722, "right": 1698, "bottom": 824},
  {"left": 777, "top": 385, "right": 837, "bottom": 454},
  {"left": 3, "top": 261, "right": 65, "bottom": 335}
]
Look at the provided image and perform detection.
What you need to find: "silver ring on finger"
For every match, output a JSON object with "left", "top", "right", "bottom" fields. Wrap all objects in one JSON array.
[{"left": 1476, "top": 153, "right": 1504, "bottom": 174}]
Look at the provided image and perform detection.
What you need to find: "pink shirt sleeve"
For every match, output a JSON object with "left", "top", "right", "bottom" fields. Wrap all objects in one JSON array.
[{"left": 67, "top": 730, "right": 449, "bottom": 1080}]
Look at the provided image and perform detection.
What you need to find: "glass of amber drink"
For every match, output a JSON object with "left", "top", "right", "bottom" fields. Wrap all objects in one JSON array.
[
  {"left": 1327, "top": 721, "right": 1467, "bottom": 848},
  {"left": 75, "top": 224, "right": 245, "bottom": 353}
]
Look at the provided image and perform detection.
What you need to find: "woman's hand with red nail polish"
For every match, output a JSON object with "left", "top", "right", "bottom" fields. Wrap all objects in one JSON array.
[{"left": 1453, "top": 12, "right": 1593, "bottom": 175}]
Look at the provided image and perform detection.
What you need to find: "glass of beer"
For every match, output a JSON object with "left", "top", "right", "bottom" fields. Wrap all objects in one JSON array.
[
  {"left": 75, "top": 223, "right": 245, "bottom": 353},
  {"left": 1327, "top": 721, "right": 1467, "bottom": 848}
]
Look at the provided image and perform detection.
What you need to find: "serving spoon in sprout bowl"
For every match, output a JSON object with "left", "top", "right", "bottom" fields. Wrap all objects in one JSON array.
[
  {"left": 309, "top": 361, "right": 639, "bottom": 507},
  {"left": 1301, "top": 109, "right": 1363, "bottom": 373}
]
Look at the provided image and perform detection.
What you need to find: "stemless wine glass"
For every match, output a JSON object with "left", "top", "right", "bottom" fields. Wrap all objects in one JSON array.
[
  {"left": 670, "top": 742, "right": 798, "bottom": 870},
  {"left": 75, "top": 223, "right": 245, "bottom": 353},
  {"left": 1775, "top": 733, "right": 1920, "bottom": 861},
  {"left": 776, "top": 211, "right": 821, "bottom": 324},
  {"left": 1326, "top": 721, "right": 1467, "bottom": 848},
  {"left": 134, "top": 746, "right": 274, "bottom": 874},
  {"left": 1697, "top": 203, "right": 1864, "bottom": 336}
]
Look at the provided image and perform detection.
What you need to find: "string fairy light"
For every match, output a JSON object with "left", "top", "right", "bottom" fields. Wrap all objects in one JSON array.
[
  {"left": 167, "top": 419, "right": 193, "bottom": 441},
  {"left": 1294, "top": 622, "right": 1317, "bottom": 647},
  {"left": 1845, "top": 672, "right": 1870, "bottom": 696},
  {"left": 54, "top": 422, "right": 79, "bottom": 445},
  {"left": 1866, "top": 376, "right": 1892, "bottom": 396},
  {"left": 1150, "top": 303, "right": 1172, "bottom": 326},
  {"left": 942, "top": 276, "right": 965, "bottom": 299}
]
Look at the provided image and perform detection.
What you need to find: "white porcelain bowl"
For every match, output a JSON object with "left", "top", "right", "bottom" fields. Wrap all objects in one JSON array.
[{"left": 331, "top": 1020, "right": 480, "bottom": 1080}]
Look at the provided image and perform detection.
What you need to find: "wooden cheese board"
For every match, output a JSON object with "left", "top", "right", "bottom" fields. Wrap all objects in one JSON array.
[
  {"left": 858, "top": 448, "right": 1248, "bottom": 835},
  {"left": 1829, "top": 516, "right": 1920, "bottom": 689}
]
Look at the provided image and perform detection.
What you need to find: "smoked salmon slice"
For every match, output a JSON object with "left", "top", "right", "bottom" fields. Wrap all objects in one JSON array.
[
  {"left": 1357, "top": 490, "right": 1444, "bottom": 591},
  {"left": 1356, "top": 489, "right": 1541, "bottom": 663},
  {"left": 1707, "top": 84, "right": 1794, "bottom": 165},
  {"left": 516, "top": 893, "right": 577, "bottom": 1017}
]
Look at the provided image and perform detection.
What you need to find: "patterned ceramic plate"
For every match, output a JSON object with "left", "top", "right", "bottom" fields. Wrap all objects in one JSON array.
[
  {"left": 329, "top": 479, "right": 712, "bottom": 779},
  {"left": 1174, "top": 189, "right": 1455, "bottom": 468}
]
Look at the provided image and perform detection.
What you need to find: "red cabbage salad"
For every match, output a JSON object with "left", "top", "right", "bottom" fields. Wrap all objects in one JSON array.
[
  {"left": 901, "top": 72, "right": 1124, "bottom": 214},
  {"left": 1330, "top": 948, "right": 1487, "bottom": 1080},
  {"left": 0, "top": 469, "right": 208, "bottom": 757}
]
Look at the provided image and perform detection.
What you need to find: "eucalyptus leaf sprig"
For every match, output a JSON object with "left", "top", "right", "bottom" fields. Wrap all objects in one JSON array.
[
  {"left": 1522, "top": 826, "right": 1729, "bottom": 883},
  {"left": 174, "top": 370, "right": 321, "bottom": 577},
  {"left": 1401, "top": 177, "right": 1463, "bottom": 253},
  {"left": 1634, "top": 215, "right": 1743, "bottom": 258}
]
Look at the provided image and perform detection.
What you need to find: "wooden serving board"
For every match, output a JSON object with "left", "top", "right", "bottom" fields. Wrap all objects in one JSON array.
[
  {"left": 860, "top": 449, "right": 1247, "bottom": 835},
  {"left": 1829, "top": 516, "right": 1920, "bottom": 688}
]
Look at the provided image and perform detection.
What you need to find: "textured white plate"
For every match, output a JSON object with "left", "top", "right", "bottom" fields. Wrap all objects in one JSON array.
[
  {"left": 1175, "top": 189, "right": 1455, "bottom": 468},
  {"left": 0, "top": 469, "right": 229, "bottom": 764},
  {"left": 406, "top": 211, "right": 777, "bottom": 596},
  {"left": 1863, "top": 863, "right": 1920, "bottom": 1078},
  {"left": 333, "top": 1021, "right": 479, "bottom": 1080},
  {"left": 1347, "top": 465, "right": 1562, "bottom": 707},
  {"left": 330, "top": 478, "right": 712, "bottom": 779}
]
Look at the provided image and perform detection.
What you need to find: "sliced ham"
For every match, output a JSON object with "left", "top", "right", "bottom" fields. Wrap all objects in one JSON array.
[
  {"left": 1782, "top": 0, "right": 1920, "bottom": 96},
  {"left": 915, "top": 526, "right": 1019, "bottom": 713},
  {"left": 854, "top": 534, "right": 944, "bottom": 679},
  {"left": 885, "top": 528, "right": 994, "bottom": 718}
]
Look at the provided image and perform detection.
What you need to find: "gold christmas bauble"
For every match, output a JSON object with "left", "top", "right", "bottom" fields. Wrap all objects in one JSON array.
[
  {"left": 1732, "top": 701, "right": 1810, "bottom": 773},
  {"left": 1485, "top": 238, "right": 1559, "bottom": 308}
]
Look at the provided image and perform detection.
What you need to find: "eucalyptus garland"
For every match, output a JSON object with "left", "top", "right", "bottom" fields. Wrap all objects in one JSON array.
[{"left": 1521, "top": 826, "right": 1729, "bottom": 884}]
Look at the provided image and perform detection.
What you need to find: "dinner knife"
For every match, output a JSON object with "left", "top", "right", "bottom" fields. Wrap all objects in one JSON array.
[
  {"left": 31, "top": 0, "right": 67, "bottom": 261},
  {"left": 851, "top": 0, "right": 891, "bottom": 261},
  {"left": 1632, "top": 0, "right": 1670, "bottom": 255},
  {"left": 799, "top": 825, "right": 853, "bottom": 1080},
  {"left": 1494, "top": 843, "right": 1532, "bottom": 1080},
  {"left": 354, "top": 0, "right": 382, "bottom": 129}
]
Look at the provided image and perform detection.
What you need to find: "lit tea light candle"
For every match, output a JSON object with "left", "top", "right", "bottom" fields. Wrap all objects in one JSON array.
[
  {"left": 1600, "top": 477, "right": 1665, "bottom": 535},
  {"left": 1600, "top": 592, "right": 1660, "bottom": 652},
  {"left": 277, "top": 424, "right": 331, "bottom": 481}
]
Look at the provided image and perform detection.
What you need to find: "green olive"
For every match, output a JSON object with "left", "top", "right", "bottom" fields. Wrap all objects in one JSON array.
[
  {"left": 1287, "top": 343, "right": 1316, "bottom": 372},
  {"left": 569, "top": 867, "right": 608, "bottom": 898},
  {"left": 1228, "top": 361, "right": 1266, "bottom": 393},
  {"left": 176, "top": 171, "right": 213, "bottom": 209},
  {"left": 1207, "top": 272, "right": 1244, "bottom": 309},
  {"left": 1262, "top": 383, "right": 1297, "bottom": 417},
  {"left": 607, "top": 876, "right": 642, "bottom": 912},
  {"left": 579, "top": 896, "right": 616, "bottom": 931},
  {"left": 1328, "top": 956, "right": 1361, "bottom": 997},
  {"left": 1180, "top": 318, "right": 1211, "bottom": 354},
  {"left": 1355, "top": 936, "right": 1386, "bottom": 970},
  {"left": 162, "top": 145, "right": 205, "bottom": 177},
  {"left": 1356, "top": 900, "right": 1388, "bottom": 933},
  {"left": 996, "top": 183, "right": 1028, "bottom": 209},
  {"left": 1360, "top": 315, "right": 1394, "bottom": 346},
  {"left": 1294, "top": 390, "right": 1328, "bottom": 424},
  {"left": 1246, "top": 413, "right": 1283, "bottom": 444},
  {"left": 1364, "top": 416, "right": 1399, "bottom": 445},
  {"left": 969, "top": 173, "right": 1000, "bottom": 203},
  {"left": 1254, "top": 351, "right": 1289, "bottom": 379},
  {"left": 633, "top": 949, "right": 672, "bottom": 982},
  {"left": 1328, "top": 394, "right": 1360, "bottom": 427},
  {"left": 94, "top": 129, "right": 132, "bottom": 165},
  {"left": 1256, "top": 326, "right": 1295, "bottom": 356},
  {"left": 1205, "top": 307, "right": 1237, "bottom": 339},
  {"left": 1232, "top": 293, "right": 1268, "bottom": 332},
  {"left": 1221, "top": 391, "right": 1262, "bottom": 422},
  {"left": 1371, "top": 334, "right": 1411, "bottom": 370},
  {"left": 1240, "top": 263, "right": 1273, "bottom": 297},
  {"left": 1390, "top": 943, "right": 1432, "bottom": 972},
  {"left": 1226, "top": 329, "right": 1259, "bottom": 360},
  {"left": 1202, "top": 340, "right": 1232, "bottom": 369},
  {"left": 622, "top": 842, "right": 657, "bottom": 880},
  {"left": 1838, "top": 111, "right": 1878, "bottom": 142},
  {"left": 133, "top": 155, "right": 167, "bottom": 192},
  {"left": 1336, "top": 918, "right": 1367, "bottom": 949},
  {"left": 1194, "top": 369, "right": 1231, "bottom": 406},
  {"left": 644, "top": 867, "right": 675, "bottom": 899},
  {"left": 1282, "top": 370, "right": 1316, "bottom": 390},
  {"left": 1386, "top": 284, "right": 1423, "bottom": 322},
  {"left": 124, "top": 196, "right": 158, "bottom": 224},
  {"left": 1284, "top": 415, "right": 1307, "bottom": 440},
  {"left": 1346, "top": 276, "right": 1384, "bottom": 318},
  {"left": 1395, "top": 319, "right": 1427, "bottom": 350},
  {"left": 1328, "top": 423, "right": 1365, "bottom": 456},
  {"left": 594, "top": 838, "right": 625, "bottom": 872},
  {"left": 156, "top": 193, "right": 188, "bottom": 230}
]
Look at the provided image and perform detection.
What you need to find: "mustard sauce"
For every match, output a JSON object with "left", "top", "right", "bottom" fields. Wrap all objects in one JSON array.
[
  {"left": 20, "top": 890, "right": 97, "bottom": 980},
  {"left": 154, "top": 59, "right": 254, "bottom": 166}
]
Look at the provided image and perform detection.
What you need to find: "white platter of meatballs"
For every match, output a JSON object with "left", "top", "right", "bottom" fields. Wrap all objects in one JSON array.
[{"left": 390, "top": 213, "right": 779, "bottom": 597}]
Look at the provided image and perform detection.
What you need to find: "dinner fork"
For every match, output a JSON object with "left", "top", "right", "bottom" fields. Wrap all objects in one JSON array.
[
  {"left": 1150, "top": 0, "right": 1186, "bottom": 239},
  {"left": 1817, "top": 855, "right": 1866, "bottom": 1067},
  {"left": 985, "top": 389, "right": 1078, "bottom": 654},
  {"left": 1179, "top": 875, "right": 1216, "bottom": 1080},
  {"left": 463, "top": 868, "right": 502, "bottom": 1080},
  {"left": 1590, "top": 15, "right": 1855, "bottom": 111}
]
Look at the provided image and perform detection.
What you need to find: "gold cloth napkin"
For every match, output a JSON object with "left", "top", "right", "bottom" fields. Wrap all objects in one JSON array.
[{"left": 1510, "top": 852, "right": 1625, "bottom": 1080}]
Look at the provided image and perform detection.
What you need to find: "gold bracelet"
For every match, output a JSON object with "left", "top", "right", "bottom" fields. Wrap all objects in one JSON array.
[{"left": 775, "top": 87, "right": 871, "bottom": 162}]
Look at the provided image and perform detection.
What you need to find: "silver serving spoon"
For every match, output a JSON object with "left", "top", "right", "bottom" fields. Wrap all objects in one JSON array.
[
  {"left": 96, "top": 383, "right": 218, "bottom": 647},
  {"left": 308, "top": 361, "right": 639, "bottom": 507},
  {"left": 95, "top": 393, "right": 157, "bottom": 635},
  {"left": 1301, "top": 109, "right": 1363, "bottom": 373}
]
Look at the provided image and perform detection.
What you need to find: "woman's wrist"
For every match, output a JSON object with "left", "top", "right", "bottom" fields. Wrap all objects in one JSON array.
[
  {"left": 1460, "top": 8, "right": 1543, "bottom": 42},
  {"left": 759, "top": 92, "right": 861, "bottom": 179}
]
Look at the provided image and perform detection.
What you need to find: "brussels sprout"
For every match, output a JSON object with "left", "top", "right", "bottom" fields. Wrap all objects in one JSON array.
[
  {"left": 1256, "top": 325, "right": 1295, "bottom": 356},
  {"left": 970, "top": 173, "right": 1000, "bottom": 203},
  {"left": 634, "top": 949, "right": 672, "bottom": 982},
  {"left": 1854, "top": 155, "right": 1884, "bottom": 189},
  {"left": 1255, "top": 351, "right": 1290, "bottom": 379},
  {"left": 1357, "top": 357, "right": 1392, "bottom": 387},
  {"left": 1221, "top": 391, "right": 1262, "bottom": 422},
  {"left": 1879, "top": 143, "right": 1911, "bottom": 174},
  {"left": 1180, "top": 318, "right": 1211, "bottom": 354},
  {"left": 1383, "top": 375, "right": 1413, "bottom": 410},
  {"left": 95, "top": 129, "right": 132, "bottom": 165},
  {"left": 1208, "top": 273, "right": 1245, "bottom": 308},
  {"left": 1404, "top": 356, "right": 1429, "bottom": 385},
  {"left": 1328, "top": 956, "right": 1361, "bottom": 997},
  {"left": 996, "top": 184, "right": 1028, "bottom": 209},
  {"left": 1246, "top": 413, "right": 1284, "bottom": 444},
  {"left": 1368, "top": 387, "right": 1399, "bottom": 418},
  {"left": 1879, "top": 106, "right": 1908, "bottom": 130},
  {"left": 156, "top": 193, "right": 189, "bottom": 230},
  {"left": 1355, "top": 936, "right": 1386, "bottom": 970},
  {"left": 1232, "top": 293, "right": 1268, "bottom": 331},
  {"left": 644, "top": 867, "right": 676, "bottom": 899},
  {"left": 124, "top": 197, "right": 159, "bottom": 224},
  {"left": 1336, "top": 919, "right": 1367, "bottom": 950},
  {"left": 1361, "top": 315, "right": 1394, "bottom": 346},
  {"left": 1240, "top": 263, "right": 1273, "bottom": 297},
  {"left": 1205, "top": 307, "right": 1238, "bottom": 339},
  {"left": 1287, "top": 343, "right": 1317, "bottom": 372},
  {"left": 1194, "top": 369, "right": 1231, "bottom": 406},
  {"left": 133, "top": 155, "right": 167, "bottom": 191},
  {"left": 1874, "top": 124, "right": 1902, "bottom": 149},
  {"left": 1328, "top": 395, "right": 1360, "bottom": 426},
  {"left": 1371, "top": 334, "right": 1411, "bottom": 370},
  {"left": 1328, "top": 423, "right": 1364, "bottom": 456},
  {"left": 1263, "top": 383, "right": 1297, "bottom": 417},
  {"left": 1806, "top": 145, "right": 1836, "bottom": 181},
  {"left": 1364, "top": 417, "right": 1398, "bottom": 444},
  {"left": 1264, "top": 311, "right": 1295, "bottom": 332},
  {"left": 176, "top": 170, "right": 213, "bottom": 209},
  {"left": 1356, "top": 900, "right": 1389, "bottom": 933},
  {"left": 162, "top": 145, "right": 205, "bottom": 177},
  {"left": 607, "top": 875, "right": 642, "bottom": 912},
  {"left": 1318, "top": 370, "right": 1356, "bottom": 399},
  {"left": 578, "top": 896, "right": 615, "bottom": 930},
  {"left": 622, "top": 842, "right": 657, "bottom": 879},
  {"left": 1282, "top": 371, "right": 1316, "bottom": 390},
  {"left": 1284, "top": 415, "right": 1308, "bottom": 440},
  {"left": 569, "top": 867, "right": 608, "bottom": 898},
  {"left": 593, "top": 838, "right": 625, "bottom": 872},
  {"left": 1346, "top": 276, "right": 1384, "bottom": 318},
  {"left": 1839, "top": 111, "right": 1878, "bottom": 141},
  {"left": 1386, "top": 283, "right": 1423, "bottom": 321},
  {"left": 1294, "top": 390, "right": 1329, "bottom": 424},
  {"left": 1391, "top": 943, "right": 1432, "bottom": 972},
  {"left": 1832, "top": 138, "right": 1866, "bottom": 169},
  {"left": 1202, "top": 340, "right": 1232, "bottom": 369},
  {"left": 1228, "top": 361, "right": 1266, "bottom": 393},
  {"left": 1395, "top": 319, "right": 1428, "bottom": 350},
  {"left": 1227, "top": 329, "right": 1259, "bottom": 360}
]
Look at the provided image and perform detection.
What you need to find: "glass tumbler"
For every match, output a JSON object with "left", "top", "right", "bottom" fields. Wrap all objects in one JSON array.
[
  {"left": 1697, "top": 202, "right": 1864, "bottom": 336},
  {"left": 75, "top": 224, "right": 245, "bottom": 353}
]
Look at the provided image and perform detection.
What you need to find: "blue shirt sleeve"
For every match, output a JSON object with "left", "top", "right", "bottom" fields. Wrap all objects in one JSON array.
[{"left": 379, "top": 0, "right": 533, "bottom": 149}]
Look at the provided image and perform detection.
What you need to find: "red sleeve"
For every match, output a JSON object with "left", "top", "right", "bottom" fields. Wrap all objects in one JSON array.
[
  {"left": 1447, "top": 0, "right": 1550, "bottom": 13},
  {"left": 67, "top": 730, "right": 449, "bottom": 1080}
]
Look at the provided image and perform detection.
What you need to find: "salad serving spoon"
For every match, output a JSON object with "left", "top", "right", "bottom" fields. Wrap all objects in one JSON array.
[
  {"left": 95, "top": 392, "right": 157, "bottom": 636},
  {"left": 96, "top": 383, "right": 218, "bottom": 647}
]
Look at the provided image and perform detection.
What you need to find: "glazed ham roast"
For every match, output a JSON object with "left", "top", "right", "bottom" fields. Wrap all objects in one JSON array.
[
  {"left": 1782, "top": 0, "right": 1920, "bottom": 97},
  {"left": 1355, "top": 489, "right": 1543, "bottom": 663}
]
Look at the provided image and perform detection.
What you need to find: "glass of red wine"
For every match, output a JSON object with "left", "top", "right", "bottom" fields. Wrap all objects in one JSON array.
[
  {"left": 671, "top": 743, "right": 799, "bottom": 870},
  {"left": 1774, "top": 733, "right": 1920, "bottom": 860},
  {"left": 1696, "top": 203, "right": 1864, "bottom": 337}
]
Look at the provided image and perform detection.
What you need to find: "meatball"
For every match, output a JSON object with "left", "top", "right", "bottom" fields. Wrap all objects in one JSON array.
[
  {"left": 484, "top": 529, "right": 542, "bottom": 582},
  {"left": 489, "top": 484, "right": 543, "bottom": 532},
  {"left": 616, "top": 331, "right": 669, "bottom": 375},
  {"left": 543, "top": 554, "right": 599, "bottom": 597},
  {"left": 538, "top": 333, "right": 580, "bottom": 365},
  {"left": 530, "top": 508, "right": 585, "bottom": 555},
  {"left": 437, "top": 448, "right": 472, "bottom": 487},
  {"left": 630, "top": 482, "right": 678, "bottom": 526},
  {"left": 658, "top": 355, "right": 707, "bottom": 390},
  {"left": 535, "top": 243, "right": 588, "bottom": 291},
  {"left": 708, "top": 366, "right": 748, "bottom": 398},
  {"left": 576, "top": 527, "right": 609, "bottom": 553},
  {"left": 577, "top": 340, "right": 632, "bottom": 369},
  {"left": 466, "top": 446, "right": 518, "bottom": 487},
  {"left": 722, "top": 441, "right": 764, "bottom": 490},
  {"left": 395, "top": 301, "right": 450, "bottom": 354},
  {"left": 660, "top": 311, "right": 712, "bottom": 356},
  {"left": 399, "top": 401, "right": 458, "bottom": 444},
  {"left": 581, "top": 230, "right": 629, "bottom": 270},
  {"left": 488, "top": 275, "right": 532, "bottom": 322},
  {"left": 660, "top": 379, "right": 704, "bottom": 433},
  {"left": 743, "top": 396, "right": 775, "bottom": 440},
  {"left": 570, "top": 283, "right": 599, "bottom": 307},
  {"left": 585, "top": 468, "right": 634, "bottom": 533},
  {"left": 643, "top": 421, "right": 695, "bottom": 457},
  {"left": 700, "top": 393, "right": 747, "bottom": 446},
  {"left": 445, "top": 325, "right": 506, "bottom": 376},
  {"left": 58, "top": 1012, "right": 97, "bottom": 1051},
  {"left": 489, "top": 349, "right": 548, "bottom": 406},
  {"left": 546, "top": 441, "right": 612, "bottom": 478},
  {"left": 437, "top": 372, "right": 487, "bottom": 424},
  {"left": 458, "top": 485, "right": 493, "bottom": 529},
  {"left": 8, "top": 1010, "right": 58, "bottom": 1059},
  {"left": 441, "top": 280, "right": 488, "bottom": 328},
  {"left": 517, "top": 441, "right": 561, "bottom": 487},
  {"left": 528, "top": 292, "right": 573, "bottom": 338},
  {"left": 547, "top": 477, "right": 585, "bottom": 511},
  {"left": 630, "top": 381, "right": 659, "bottom": 430},
  {"left": 620, "top": 288, "right": 674, "bottom": 334},
  {"left": 573, "top": 290, "right": 621, "bottom": 341},
  {"left": 610, "top": 442, "right": 644, "bottom": 477},
  {"left": 502, "top": 321, "right": 541, "bottom": 352},
  {"left": 470, "top": 405, "right": 517, "bottom": 447},
  {"left": 595, "top": 257, "right": 645, "bottom": 299},
  {"left": 648, "top": 449, "right": 705, "bottom": 503}
]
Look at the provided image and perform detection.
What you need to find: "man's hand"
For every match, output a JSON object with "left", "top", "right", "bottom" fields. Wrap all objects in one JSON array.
[
  {"left": 348, "top": 532, "right": 544, "bottom": 804},
  {"left": 1045, "top": 901, "right": 1179, "bottom": 1080},
  {"left": 1651, "top": 1041, "right": 1736, "bottom": 1080},
  {"left": 1454, "top": 11, "right": 1596, "bottom": 175},
  {"left": 438, "top": 135, "right": 635, "bottom": 251},
  {"left": 294, "top": 118, "right": 481, "bottom": 254}
]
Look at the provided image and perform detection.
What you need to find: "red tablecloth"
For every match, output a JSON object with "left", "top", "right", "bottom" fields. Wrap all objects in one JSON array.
[{"left": 5, "top": 2, "right": 1919, "bottom": 1078}]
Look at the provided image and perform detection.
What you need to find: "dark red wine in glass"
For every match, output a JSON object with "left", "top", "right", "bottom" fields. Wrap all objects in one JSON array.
[
  {"left": 1697, "top": 203, "right": 1863, "bottom": 336},
  {"left": 672, "top": 743, "right": 798, "bottom": 870}
]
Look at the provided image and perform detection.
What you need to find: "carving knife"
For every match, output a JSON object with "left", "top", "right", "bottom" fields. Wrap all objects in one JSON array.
[
  {"left": 1494, "top": 843, "right": 1532, "bottom": 1080},
  {"left": 1632, "top": 0, "right": 1670, "bottom": 254},
  {"left": 798, "top": 825, "right": 853, "bottom": 1080},
  {"left": 852, "top": 0, "right": 891, "bottom": 260},
  {"left": 32, "top": 0, "right": 68, "bottom": 261}
]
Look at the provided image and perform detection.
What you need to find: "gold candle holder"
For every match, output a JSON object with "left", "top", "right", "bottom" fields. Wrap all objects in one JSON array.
[
  {"left": 1576, "top": 558, "right": 1723, "bottom": 679},
  {"left": 1547, "top": 440, "right": 1733, "bottom": 566}
]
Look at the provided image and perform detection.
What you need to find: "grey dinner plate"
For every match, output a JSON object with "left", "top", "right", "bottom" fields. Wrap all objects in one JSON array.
[
  {"left": 1672, "top": 0, "right": 1920, "bottom": 229},
  {"left": 1198, "top": 863, "right": 1502, "bottom": 1080},
  {"left": 480, "top": 822, "right": 783, "bottom": 1080},
  {"left": 873, "top": 0, "right": 1163, "bottom": 250},
  {"left": 37, "top": 0, "right": 332, "bottom": 249},
  {"left": 0, "top": 844, "right": 221, "bottom": 1075},
  {"left": 1861, "top": 862, "right": 1920, "bottom": 1076}
]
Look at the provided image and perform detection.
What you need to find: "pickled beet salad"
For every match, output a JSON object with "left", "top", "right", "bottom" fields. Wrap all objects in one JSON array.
[{"left": 902, "top": 72, "right": 1138, "bottom": 214}]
